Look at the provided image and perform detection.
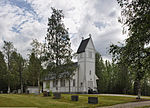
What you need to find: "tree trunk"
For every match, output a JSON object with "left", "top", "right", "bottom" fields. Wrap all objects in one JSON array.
[
  {"left": 8, "top": 55, "right": 10, "bottom": 94},
  {"left": 20, "top": 69, "right": 23, "bottom": 93},
  {"left": 21, "top": 84, "right": 23, "bottom": 94},
  {"left": 56, "top": 79, "right": 58, "bottom": 92},
  {"left": 38, "top": 77, "right": 40, "bottom": 94},
  {"left": 56, "top": 86, "right": 58, "bottom": 92},
  {"left": 8, "top": 84, "right": 10, "bottom": 94},
  {"left": 137, "top": 79, "right": 141, "bottom": 99},
  {"left": 69, "top": 79, "right": 70, "bottom": 94}
]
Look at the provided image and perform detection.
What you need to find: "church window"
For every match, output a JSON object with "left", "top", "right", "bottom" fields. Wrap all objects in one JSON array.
[
  {"left": 81, "top": 82, "right": 83, "bottom": 87},
  {"left": 53, "top": 80, "right": 58, "bottom": 87},
  {"left": 89, "top": 70, "right": 91, "bottom": 75},
  {"left": 60, "top": 79, "right": 65, "bottom": 87},
  {"left": 73, "top": 79, "right": 75, "bottom": 87},
  {"left": 89, "top": 51, "right": 92, "bottom": 58}
]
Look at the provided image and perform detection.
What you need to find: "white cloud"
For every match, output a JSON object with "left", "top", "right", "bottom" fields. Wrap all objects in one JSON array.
[
  {"left": 0, "top": 0, "right": 127, "bottom": 61},
  {"left": 0, "top": 1, "right": 46, "bottom": 58}
]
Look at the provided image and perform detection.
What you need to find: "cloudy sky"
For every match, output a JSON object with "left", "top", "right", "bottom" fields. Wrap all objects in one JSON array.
[{"left": 0, "top": 0, "right": 127, "bottom": 61}]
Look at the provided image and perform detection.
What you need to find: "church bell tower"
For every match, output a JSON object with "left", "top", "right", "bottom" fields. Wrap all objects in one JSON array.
[{"left": 77, "top": 36, "right": 98, "bottom": 93}]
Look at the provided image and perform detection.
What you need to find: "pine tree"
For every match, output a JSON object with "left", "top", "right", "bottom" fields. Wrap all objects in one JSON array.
[
  {"left": 95, "top": 52, "right": 106, "bottom": 93},
  {"left": 28, "top": 53, "right": 42, "bottom": 87},
  {"left": 45, "top": 8, "right": 72, "bottom": 90},
  {"left": 30, "top": 39, "right": 44, "bottom": 94}
]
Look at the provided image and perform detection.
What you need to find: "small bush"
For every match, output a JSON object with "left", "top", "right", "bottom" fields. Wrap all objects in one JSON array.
[{"left": 49, "top": 90, "right": 53, "bottom": 96}]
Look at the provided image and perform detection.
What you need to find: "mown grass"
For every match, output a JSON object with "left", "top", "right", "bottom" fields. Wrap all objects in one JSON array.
[{"left": 0, "top": 94, "right": 149, "bottom": 108}]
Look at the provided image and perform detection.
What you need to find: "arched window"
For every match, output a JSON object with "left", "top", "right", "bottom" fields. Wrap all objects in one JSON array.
[
  {"left": 60, "top": 79, "right": 65, "bottom": 87},
  {"left": 73, "top": 79, "right": 75, "bottom": 87},
  {"left": 89, "top": 70, "right": 91, "bottom": 75}
]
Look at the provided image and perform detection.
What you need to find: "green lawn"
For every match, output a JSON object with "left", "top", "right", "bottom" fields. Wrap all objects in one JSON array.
[{"left": 0, "top": 94, "right": 149, "bottom": 108}]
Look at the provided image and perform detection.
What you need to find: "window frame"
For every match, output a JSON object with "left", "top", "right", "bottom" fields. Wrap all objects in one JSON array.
[
  {"left": 89, "top": 70, "right": 91, "bottom": 75},
  {"left": 60, "top": 79, "right": 65, "bottom": 87},
  {"left": 53, "top": 80, "right": 58, "bottom": 87},
  {"left": 73, "top": 79, "right": 75, "bottom": 87}
]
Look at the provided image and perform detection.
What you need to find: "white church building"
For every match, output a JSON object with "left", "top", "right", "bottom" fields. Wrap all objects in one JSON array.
[{"left": 43, "top": 37, "right": 98, "bottom": 93}]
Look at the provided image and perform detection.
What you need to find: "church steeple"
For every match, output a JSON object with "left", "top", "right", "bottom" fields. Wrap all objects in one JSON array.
[{"left": 77, "top": 37, "right": 97, "bottom": 93}]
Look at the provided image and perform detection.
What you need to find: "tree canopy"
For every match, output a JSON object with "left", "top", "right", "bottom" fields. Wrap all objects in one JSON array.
[
  {"left": 45, "top": 8, "right": 73, "bottom": 90},
  {"left": 109, "top": 0, "right": 150, "bottom": 99}
]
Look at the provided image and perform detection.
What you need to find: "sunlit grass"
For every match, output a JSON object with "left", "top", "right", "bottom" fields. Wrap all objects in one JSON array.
[{"left": 0, "top": 94, "right": 149, "bottom": 108}]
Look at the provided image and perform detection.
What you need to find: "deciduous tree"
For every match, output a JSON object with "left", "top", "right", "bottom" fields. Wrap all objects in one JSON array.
[
  {"left": 30, "top": 39, "right": 44, "bottom": 93},
  {"left": 28, "top": 53, "right": 42, "bottom": 88},
  {"left": 3, "top": 41, "right": 15, "bottom": 93},
  {"left": 0, "top": 51, "right": 7, "bottom": 91},
  {"left": 110, "top": 0, "right": 150, "bottom": 98}
]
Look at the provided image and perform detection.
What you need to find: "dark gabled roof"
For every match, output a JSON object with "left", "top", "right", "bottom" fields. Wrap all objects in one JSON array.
[{"left": 77, "top": 38, "right": 90, "bottom": 53}]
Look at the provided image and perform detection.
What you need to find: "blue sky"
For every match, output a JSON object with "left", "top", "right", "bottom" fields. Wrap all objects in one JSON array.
[{"left": 0, "top": 0, "right": 126, "bottom": 60}]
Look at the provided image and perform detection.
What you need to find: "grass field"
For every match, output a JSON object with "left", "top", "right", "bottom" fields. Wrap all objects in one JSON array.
[{"left": 0, "top": 94, "right": 149, "bottom": 108}]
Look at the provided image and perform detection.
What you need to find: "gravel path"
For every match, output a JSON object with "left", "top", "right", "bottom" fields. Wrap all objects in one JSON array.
[
  {"left": 100, "top": 101, "right": 150, "bottom": 108},
  {"left": 98, "top": 94, "right": 150, "bottom": 108},
  {"left": 99, "top": 94, "right": 150, "bottom": 99}
]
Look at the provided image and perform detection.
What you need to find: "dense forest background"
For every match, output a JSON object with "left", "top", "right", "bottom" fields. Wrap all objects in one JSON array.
[
  {"left": 1, "top": 44, "right": 150, "bottom": 96},
  {"left": 96, "top": 52, "right": 150, "bottom": 96}
]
